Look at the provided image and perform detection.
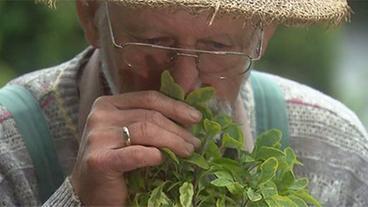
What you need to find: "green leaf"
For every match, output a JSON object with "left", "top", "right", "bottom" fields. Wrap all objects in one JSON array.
[
  {"left": 270, "top": 195, "right": 298, "bottom": 207},
  {"left": 244, "top": 154, "right": 256, "bottom": 163},
  {"left": 185, "top": 87, "right": 215, "bottom": 105},
  {"left": 148, "top": 182, "right": 169, "bottom": 207},
  {"left": 167, "top": 181, "right": 182, "bottom": 192},
  {"left": 214, "top": 171, "right": 234, "bottom": 181},
  {"left": 216, "top": 196, "right": 226, "bottom": 207},
  {"left": 190, "top": 122, "right": 205, "bottom": 137},
  {"left": 126, "top": 170, "right": 145, "bottom": 193},
  {"left": 206, "top": 140, "right": 222, "bottom": 159},
  {"left": 255, "top": 146, "right": 285, "bottom": 161},
  {"left": 214, "top": 114, "right": 232, "bottom": 128},
  {"left": 194, "top": 104, "right": 213, "bottom": 120},
  {"left": 259, "top": 181, "right": 278, "bottom": 199},
  {"left": 203, "top": 119, "right": 221, "bottom": 136},
  {"left": 255, "top": 129, "right": 282, "bottom": 149},
  {"left": 179, "top": 182, "right": 194, "bottom": 207},
  {"left": 210, "top": 177, "right": 243, "bottom": 196},
  {"left": 160, "top": 70, "right": 184, "bottom": 100},
  {"left": 212, "top": 157, "right": 242, "bottom": 175},
  {"left": 226, "top": 182, "right": 244, "bottom": 195},
  {"left": 248, "top": 200, "right": 269, "bottom": 207},
  {"left": 247, "top": 188, "right": 262, "bottom": 202},
  {"left": 258, "top": 157, "right": 278, "bottom": 185},
  {"left": 293, "top": 190, "right": 321, "bottom": 207},
  {"left": 285, "top": 147, "right": 303, "bottom": 167},
  {"left": 210, "top": 178, "right": 233, "bottom": 187},
  {"left": 289, "top": 195, "right": 308, "bottom": 207},
  {"left": 196, "top": 195, "right": 213, "bottom": 207},
  {"left": 162, "top": 148, "right": 179, "bottom": 165},
  {"left": 264, "top": 198, "right": 280, "bottom": 207},
  {"left": 184, "top": 152, "right": 209, "bottom": 169},
  {"left": 289, "top": 178, "right": 309, "bottom": 191},
  {"left": 277, "top": 170, "right": 295, "bottom": 193},
  {"left": 223, "top": 124, "right": 244, "bottom": 143},
  {"left": 221, "top": 133, "right": 243, "bottom": 150},
  {"left": 132, "top": 193, "right": 143, "bottom": 207}
]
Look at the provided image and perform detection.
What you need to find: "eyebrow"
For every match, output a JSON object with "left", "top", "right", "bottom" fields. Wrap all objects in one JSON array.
[
  {"left": 201, "top": 34, "right": 236, "bottom": 44},
  {"left": 120, "top": 21, "right": 248, "bottom": 49},
  {"left": 122, "top": 23, "right": 170, "bottom": 37}
]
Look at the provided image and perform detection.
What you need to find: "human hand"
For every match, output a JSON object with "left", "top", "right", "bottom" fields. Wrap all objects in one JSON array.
[{"left": 70, "top": 91, "right": 202, "bottom": 206}]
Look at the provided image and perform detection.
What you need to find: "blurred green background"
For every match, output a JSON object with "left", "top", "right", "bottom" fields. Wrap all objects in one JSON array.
[{"left": 0, "top": 0, "right": 367, "bottom": 128}]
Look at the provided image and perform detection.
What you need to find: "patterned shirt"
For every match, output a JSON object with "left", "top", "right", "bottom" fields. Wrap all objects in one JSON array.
[{"left": 0, "top": 48, "right": 367, "bottom": 206}]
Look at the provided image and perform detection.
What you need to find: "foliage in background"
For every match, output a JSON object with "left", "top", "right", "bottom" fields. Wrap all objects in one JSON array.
[
  {"left": 256, "top": 26, "right": 340, "bottom": 96},
  {"left": 0, "top": 0, "right": 86, "bottom": 86}
]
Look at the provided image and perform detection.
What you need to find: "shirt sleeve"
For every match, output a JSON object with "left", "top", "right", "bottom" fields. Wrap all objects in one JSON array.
[
  {"left": 0, "top": 106, "right": 82, "bottom": 206},
  {"left": 42, "top": 177, "right": 82, "bottom": 207}
]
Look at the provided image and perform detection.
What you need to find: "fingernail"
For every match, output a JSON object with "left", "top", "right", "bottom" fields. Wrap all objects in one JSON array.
[
  {"left": 186, "top": 143, "right": 194, "bottom": 154},
  {"left": 189, "top": 108, "right": 202, "bottom": 121},
  {"left": 193, "top": 137, "right": 201, "bottom": 148}
]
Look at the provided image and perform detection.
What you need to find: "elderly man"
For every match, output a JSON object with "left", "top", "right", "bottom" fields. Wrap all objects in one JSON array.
[{"left": 0, "top": 0, "right": 367, "bottom": 206}]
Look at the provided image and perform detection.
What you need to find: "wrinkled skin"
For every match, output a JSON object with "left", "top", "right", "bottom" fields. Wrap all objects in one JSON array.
[{"left": 72, "top": 0, "right": 276, "bottom": 205}]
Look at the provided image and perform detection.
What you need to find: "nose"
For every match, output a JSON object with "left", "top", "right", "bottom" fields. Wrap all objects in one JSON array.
[{"left": 170, "top": 53, "right": 201, "bottom": 94}]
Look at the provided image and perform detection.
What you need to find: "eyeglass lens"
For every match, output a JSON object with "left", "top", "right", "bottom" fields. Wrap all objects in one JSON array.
[{"left": 121, "top": 45, "right": 251, "bottom": 78}]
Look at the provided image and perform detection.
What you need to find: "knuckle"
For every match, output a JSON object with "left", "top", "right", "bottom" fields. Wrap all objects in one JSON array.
[
  {"left": 86, "top": 110, "right": 107, "bottom": 128},
  {"left": 172, "top": 103, "right": 182, "bottom": 117},
  {"left": 92, "top": 95, "right": 110, "bottom": 108},
  {"left": 136, "top": 121, "right": 154, "bottom": 139},
  {"left": 85, "top": 153, "right": 106, "bottom": 172},
  {"left": 144, "top": 91, "right": 161, "bottom": 104},
  {"left": 86, "top": 129, "right": 103, "bottom": 145},
  {"left": 131, "top": 149, "right": 146, "bottom": 163},
  {"left": 146, "top": 110, "right": 164, "bottom": 123}
]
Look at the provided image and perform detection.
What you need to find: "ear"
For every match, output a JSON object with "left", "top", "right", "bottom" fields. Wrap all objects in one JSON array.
[
  {"left": 260, "top": 24, "right": 277, "bottom": 57},
  {"left": 76, "top": 0, "right": 100, "bottom": 48}
]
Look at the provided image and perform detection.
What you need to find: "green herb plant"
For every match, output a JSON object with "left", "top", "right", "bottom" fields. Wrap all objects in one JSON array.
[{"left": 126, "top": 71, "right": 321, "bottom": 207}]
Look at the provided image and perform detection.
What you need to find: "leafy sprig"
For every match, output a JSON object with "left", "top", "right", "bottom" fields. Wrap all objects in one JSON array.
[{"left": 126, "top": 71, "right": 321, "bottom": 207}]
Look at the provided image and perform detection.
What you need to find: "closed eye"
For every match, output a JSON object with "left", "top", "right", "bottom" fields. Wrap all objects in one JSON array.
[
  {"left": 198, "top": 41, "right": 233, "bottom": 51},
  {"left": 141, "top": 37, "right": 175, "bottom": 47}
]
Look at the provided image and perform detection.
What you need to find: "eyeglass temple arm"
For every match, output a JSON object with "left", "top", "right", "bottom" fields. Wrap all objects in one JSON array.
[
  {"left": 105, "top": 2, "right": 124, "bottom": 49},
  {"left": 254, "top": 28, "right": 264, "bottom": 61}
]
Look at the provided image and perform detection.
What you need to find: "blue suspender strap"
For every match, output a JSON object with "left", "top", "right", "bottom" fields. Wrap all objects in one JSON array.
[
  {"left": 0, "top": 85, "right": 65, "bottom": 203},
  {"left": 250, "top": 71, "right": 290, "bottom": 148}
]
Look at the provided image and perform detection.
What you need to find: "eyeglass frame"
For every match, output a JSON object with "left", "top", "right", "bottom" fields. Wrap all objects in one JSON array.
[{"left": 104, "top": 2, "right": 263, "bottom": 79}]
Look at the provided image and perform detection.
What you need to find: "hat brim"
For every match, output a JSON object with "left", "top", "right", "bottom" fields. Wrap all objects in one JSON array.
[{"left": 39, "top": 0, "right": 351, "bottom": 26}]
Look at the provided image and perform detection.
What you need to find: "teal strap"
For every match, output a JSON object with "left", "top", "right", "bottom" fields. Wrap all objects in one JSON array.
[
  {"left": 0, "top": 85, "right": 65, "bottom": 203},
  {"left": 250, "top": 71, "right": 289, "bottom": 148}
]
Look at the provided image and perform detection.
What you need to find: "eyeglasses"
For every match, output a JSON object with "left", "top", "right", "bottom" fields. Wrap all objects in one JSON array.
[{"left": 105, "top": 3, "right": 263, "bottom": 80}]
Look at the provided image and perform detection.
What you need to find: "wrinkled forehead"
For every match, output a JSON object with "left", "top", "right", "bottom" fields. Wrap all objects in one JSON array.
[{"left": 107, "top": 2, "right": 259, "bottom": 43}]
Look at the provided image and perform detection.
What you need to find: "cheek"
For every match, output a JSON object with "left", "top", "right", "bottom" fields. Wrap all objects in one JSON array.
[
  {"left": 206, "top": 78, "right": 243, "bottom": 103},
  {"left": 119, "top": 68, "right": 162, "bottom": 92},
  {"left": 113, "top": 55, "right": 162, "bottom": 92}
]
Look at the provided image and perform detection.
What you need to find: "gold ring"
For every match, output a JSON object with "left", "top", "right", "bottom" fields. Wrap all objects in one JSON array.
[{"left": 122, "top": 126, "right": 131, "bottom": 146}]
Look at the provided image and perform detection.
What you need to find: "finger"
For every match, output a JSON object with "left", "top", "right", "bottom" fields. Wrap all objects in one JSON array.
[
  {"left": 128, "top": 121, "right": 195, "bottom": 157},
  {"left": 114, "top": 146, "right": 163, "bottom": 172},
  {"left": 85, "top": 127, "right": 130, "bottom": 150},
  {"left": 87, "top": 146, "right": 163, "bottom": 175},
  {"left": 94, "top": 91, "right": 202, "bottom": 125},
  {"left": 94, "top": 109, "right": 201, "bottom": 148}
]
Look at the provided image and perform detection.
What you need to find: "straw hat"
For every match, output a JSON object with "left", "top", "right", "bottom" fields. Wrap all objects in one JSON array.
[{"left": 38, "top": 0, "right": 351, "bottom": 26}]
